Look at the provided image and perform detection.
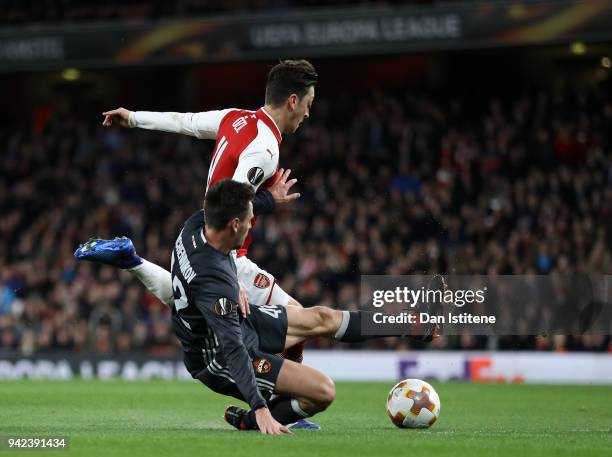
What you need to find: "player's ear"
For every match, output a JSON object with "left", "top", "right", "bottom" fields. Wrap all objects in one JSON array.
[
  {"left": 288, "top": 93, "right": 298, "bottom": 110},
  {"left": 229, "top": 218, "right": 240, "bottom": 233}
]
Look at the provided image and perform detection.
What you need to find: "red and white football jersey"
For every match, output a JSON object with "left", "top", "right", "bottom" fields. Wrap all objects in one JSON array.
[
  {"left": 205, "top": 108, "right": 281, "bottom": 256},
  {"left": 204, "top": 108, "right": 281, "bottom": 192},
  {"left": 129, "top": 106, "right": 293, "bottom": 307},
  {"left": 131, "top": 107, "right": 282, "bottom": 256}
]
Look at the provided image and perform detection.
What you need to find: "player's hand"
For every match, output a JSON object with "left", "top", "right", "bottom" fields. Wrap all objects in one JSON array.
[
  {"left": 238, "top": 284, "right": 250, "bottom": 318},
  {"left": 255, "top": 407, "right": 291, "bottom": 435},
  {"left": 268, "top": 168, "right": 300, "bottom": 206},
  {"left": 102, "top": 107, "right": 132, "bottom": 128}
]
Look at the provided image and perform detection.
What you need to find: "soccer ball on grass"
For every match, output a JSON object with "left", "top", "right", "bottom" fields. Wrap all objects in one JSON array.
[{"left": 386, "top": 379, "right": 440, "bottom": 429}]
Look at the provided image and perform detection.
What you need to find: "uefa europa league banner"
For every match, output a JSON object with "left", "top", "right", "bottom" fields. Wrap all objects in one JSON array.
[
  {"left": 2, "top": 0, "right": 612, "bottom": 71},
  {"left": 1, "top": 352, "right": 612, "bottom": 383}
]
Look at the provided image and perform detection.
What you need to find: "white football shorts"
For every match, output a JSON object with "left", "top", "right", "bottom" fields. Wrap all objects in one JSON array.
[{"left": 233, "top": 253, "right": 291, "bottom": 308}]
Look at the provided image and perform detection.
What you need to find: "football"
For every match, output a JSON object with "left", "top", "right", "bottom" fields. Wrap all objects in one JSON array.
[{"left": 386, "top": 379, "right": 441, "bottom": 429}]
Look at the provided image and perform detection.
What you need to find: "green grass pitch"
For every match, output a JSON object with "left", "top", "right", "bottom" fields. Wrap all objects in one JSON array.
[{"left": 1, "top": 380, "right": 611, "bottom": 456}]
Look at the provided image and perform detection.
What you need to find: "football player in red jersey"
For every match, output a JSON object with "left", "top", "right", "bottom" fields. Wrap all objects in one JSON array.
[{"left": 75, "top": 60, "right": 319, "bottom": 429}]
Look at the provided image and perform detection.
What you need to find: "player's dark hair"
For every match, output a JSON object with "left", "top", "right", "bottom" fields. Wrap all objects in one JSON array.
[
  {"left": 265, "top": 59, "right": 318, "bottom": 107},
  {"left": 204, "top": 180, "right": 254, "bottom": 230}
]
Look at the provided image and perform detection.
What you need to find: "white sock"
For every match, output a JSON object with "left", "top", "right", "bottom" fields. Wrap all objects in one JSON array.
[
  {"left": 128, "top": 259, "right": 174, "bottom": 306},
  {"left": 290, "top": 399, "right": 310, "bottom": 418},
  {"left": 334, "top": 310, "right": 350, "bottom": 340}
]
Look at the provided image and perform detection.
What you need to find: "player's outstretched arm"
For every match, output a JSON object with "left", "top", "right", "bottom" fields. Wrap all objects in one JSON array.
[
  {"left": 102, "top": 107, "right": 131, "bottom": 127},
  {"left": 102, "top": 107, "right": 234, "bottom": 139}
]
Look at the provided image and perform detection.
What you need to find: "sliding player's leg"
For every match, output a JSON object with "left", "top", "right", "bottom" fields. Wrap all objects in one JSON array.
[
  {"left": 75, "top": 238, "right": 321, "bottom": 427},
  {"left": 283, "top": 305, "right": 343, "bottom": 348},
  {"left": 72, "top": 238, "right": 303, "bottom": 322},
  {"left": 274, "top": 358, "right": 336, "bottom": 419},
  {"left": 74, "top": 237, "right": 175, "bottom": 306},
  {"left": 283, "top": 305, "right": 440, "bottom": 349},
  {"left": 282, "top": 274, "right": 446, "bottom": 346},
  {"left": 223, "top": 304, "right": 328, "bottom": 430},
  {"left": 224, "top": 356, "right": 335, "bottom": 430},
  {"left": 129, "top": 259, "right": 174, "bottom": 306}
]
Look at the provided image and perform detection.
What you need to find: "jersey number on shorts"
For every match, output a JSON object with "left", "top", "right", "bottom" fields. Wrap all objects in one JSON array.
[{"left": 257, "top": 305, "right": 282, "bottom": 319}]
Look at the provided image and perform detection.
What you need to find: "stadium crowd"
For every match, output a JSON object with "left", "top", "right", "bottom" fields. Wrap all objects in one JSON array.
[{"left": 0, "top": 86, "right": 611, "bottom": 355}]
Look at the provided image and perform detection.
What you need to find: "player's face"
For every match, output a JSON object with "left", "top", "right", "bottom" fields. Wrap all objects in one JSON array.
[
  {"left": 233, "top": 202, "right": 254, "bottom": 249},
  {"left": 289, "top": 86, "right": 315, "bottom": 133}
]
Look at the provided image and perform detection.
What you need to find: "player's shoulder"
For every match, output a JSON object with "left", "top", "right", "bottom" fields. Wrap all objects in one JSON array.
[
  {"left": 242, "top": 113, "right": 280, "bottom": 157},
  {"left": 250, "top": 121, "right": 279, "bottom": 151},
  {"left": 183, "top": 222, "right": 234, "bottom": 277},
  {"left": 218, "top": 109, "right": 258, "bottom": 134},
  {"left": 218, "top": 109, "right": 279, "bottom": 149},
  {"left": 175, "top": 211, "right": 210, "bottom": 266},
  {"left": 218, "top": 108, "right": 254, "bottom": 120},
  {"left": 182, "top": 210, "right": 205, "bottom": 233}
]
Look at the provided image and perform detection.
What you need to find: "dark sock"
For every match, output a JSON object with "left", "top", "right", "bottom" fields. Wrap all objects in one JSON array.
[
  {"left": 334, "top": 311, "right": 432, "bottom": 343},
  {"left": 268, "top": 396, "right": 309, "bottom": 425},
  {"left": 242, "top": 409, "right": 257, "bottom": 429},
  {"left": 334, "top": 311, "right": 377, "bottom": 343},
  {"left": 333, "top": 310, "right": 421, "bottom": 342},
  {"left": 244, "top": 396, "right": 308, "bottom": 428}
]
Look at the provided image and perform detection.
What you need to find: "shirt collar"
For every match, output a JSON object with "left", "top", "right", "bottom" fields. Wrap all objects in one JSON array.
[{"left": 256, "top": 107, "right": 282, "bottom": 144}]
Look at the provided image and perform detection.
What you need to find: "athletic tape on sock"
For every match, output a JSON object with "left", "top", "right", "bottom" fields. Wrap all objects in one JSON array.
[{"left": 290, "top": 399, "right": 310, "bottom": 418}]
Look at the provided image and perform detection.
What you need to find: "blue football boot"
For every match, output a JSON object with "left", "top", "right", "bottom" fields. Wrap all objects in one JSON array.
[
  {"left": 224, "top": 405, "right": 321, "bottom": 431},
  {"left": 288, "top": 419, "right": 321, "bottom": 430},
  {"left": 74, "top": 237, "right": 142, "bottom": 270}
]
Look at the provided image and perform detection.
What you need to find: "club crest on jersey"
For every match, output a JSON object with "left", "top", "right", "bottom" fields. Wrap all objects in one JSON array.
[
  {"left": 253, "top": 358, "right": 272, "bottom": 374},
  {"left": 253, "top": 273, "right": 270, "bottom": 289},
  {"left": 214, "top": 297, "right": 235, "bottom": 316},
  {"left": 247, "top": 167, "right": 265, "bottom": 186}
]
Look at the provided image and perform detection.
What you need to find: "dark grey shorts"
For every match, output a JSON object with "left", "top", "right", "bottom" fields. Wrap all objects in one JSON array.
[{"left": 185, "top": 304, "right": 288, "bottom": 401}]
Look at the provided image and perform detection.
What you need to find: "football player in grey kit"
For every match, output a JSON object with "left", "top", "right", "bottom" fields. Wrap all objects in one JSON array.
[{"left": 172, "top": 179, "right": 439, "bottom": 435}]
